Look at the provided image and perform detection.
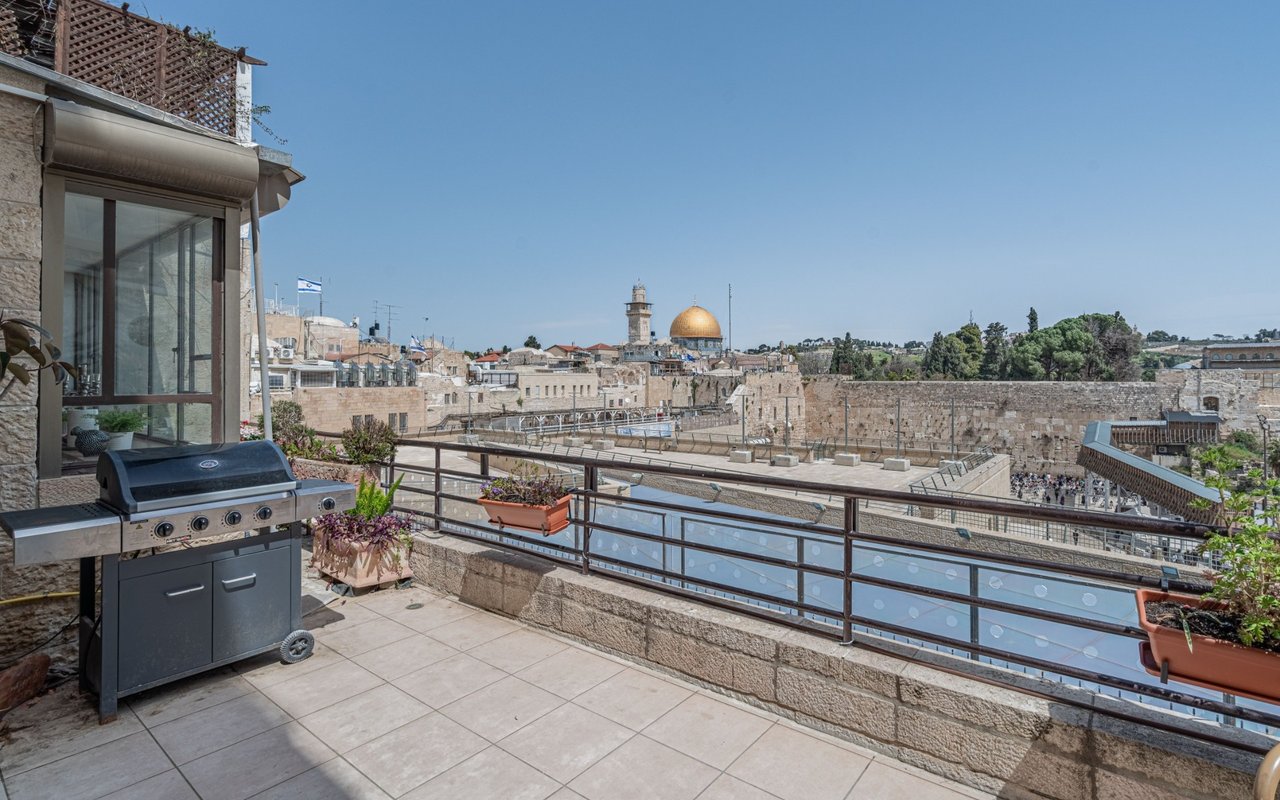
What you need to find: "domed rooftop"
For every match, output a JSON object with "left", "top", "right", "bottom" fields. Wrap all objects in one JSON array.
[{"left": 670, "top": 305, "right": 722, "bottom": 339}]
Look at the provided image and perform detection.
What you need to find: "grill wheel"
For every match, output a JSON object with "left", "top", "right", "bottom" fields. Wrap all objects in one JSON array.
[{"left": 280, "top": 630, "right": 315, "bottom": 663}]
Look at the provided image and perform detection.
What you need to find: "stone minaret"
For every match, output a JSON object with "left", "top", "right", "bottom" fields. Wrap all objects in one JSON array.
[{"left": 625, "top": 281, "right": 652, "bottom": 344}]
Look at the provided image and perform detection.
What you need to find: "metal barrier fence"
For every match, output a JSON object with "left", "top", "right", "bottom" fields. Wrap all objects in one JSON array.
[{"left": 366, "top": 437, "right": 1279, "bottom": 755}]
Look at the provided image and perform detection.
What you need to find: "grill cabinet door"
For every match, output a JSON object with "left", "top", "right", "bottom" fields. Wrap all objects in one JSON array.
[
  {"left": 119, "top": 563, "right": 213, "bottom": 690},
  {"left": 212, "top": 544, "right": 291, "bottom": 661}
]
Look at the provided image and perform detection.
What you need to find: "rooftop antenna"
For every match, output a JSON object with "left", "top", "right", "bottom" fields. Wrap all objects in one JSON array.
[
  {"left": 727, "top": 283, "right": 732, "bottom": 354},
  {"left": 383, "top": 303, "right": 402, "bottom": 344}
]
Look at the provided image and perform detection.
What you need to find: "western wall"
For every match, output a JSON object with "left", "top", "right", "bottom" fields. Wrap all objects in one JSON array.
[{"left": 801, "top": 371, "right": 1260, "bottom": 475}]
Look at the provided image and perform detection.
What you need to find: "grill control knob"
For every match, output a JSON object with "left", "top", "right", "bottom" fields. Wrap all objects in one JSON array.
[
  {"left": 154, "top": 522, "right": 174, "bottom": 538},
  {"left": 255, "top": 506, "right": 273, "bottom": 522},
  {"left": 320, "top": 497, "right": 337, "bottom": 511},
  {"left": 225, "top": 510, "right": 243, "bottom": 526},
  {"left": 191, "top": 516, "right": 210, "bottom": 532}
]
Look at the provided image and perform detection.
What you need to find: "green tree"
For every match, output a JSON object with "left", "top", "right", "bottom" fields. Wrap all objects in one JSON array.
[
  {"left": 921, "top": 332, "right": 971, "bottom": 380},
  {"left": 523, "top": 335, "right": 540, "bottom": 349},
  {"left": 1027, "top": 307, "right": 1039, "bottom": 334},
  {"left": 979, "top": 322, "right": 1009, "bottom": 380},
  {"left": 956, "top": 322, "right": 984, "bottom": 376}
]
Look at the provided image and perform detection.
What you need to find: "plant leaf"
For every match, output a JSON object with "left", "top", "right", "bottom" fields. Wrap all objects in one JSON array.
[
  {"left": 7, "top": 318, "right": 52, "bottom": 340},
  {"left": 6, "top": 361, "right": 31, "bottom": 384}
]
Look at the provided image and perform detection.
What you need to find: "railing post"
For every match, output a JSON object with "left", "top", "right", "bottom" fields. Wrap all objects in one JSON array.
[
  {"left": 480, "top": 452, "right": 490, "bottom": 478},
  {"left": 581, "top": 464, "right": 596, "bottom": 575},
  {"left": 969, "top": 564, "right": 981, "bottom": 661},
  {"left": 841, "top": 496, "right": 855, "bottom": 646},
  {"left": 432, "top": 447, "right": 442, "bottom": 531}
]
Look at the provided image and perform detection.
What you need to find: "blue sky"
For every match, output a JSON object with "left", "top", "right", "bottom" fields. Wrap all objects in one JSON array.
[{"left": 154, "top": 1, "right": 1278, "bottom": 350}]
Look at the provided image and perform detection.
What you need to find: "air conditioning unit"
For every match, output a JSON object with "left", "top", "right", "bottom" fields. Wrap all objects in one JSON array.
[{"left": 279, "top": 348, "right": 295, "bottom": 359}]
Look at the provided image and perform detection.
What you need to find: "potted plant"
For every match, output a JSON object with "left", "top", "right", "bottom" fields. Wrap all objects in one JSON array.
[
  {"left": 97, "top": 408, "right": 147, "bottom": 450},
  {"left": 477, "top": 466, "right": 573, "bottom": 536},
  {"left": 313, "top": 475, "right": 413, "bottom": 589},
  {"left": 1134, "top": 450, "right": 1280, "bottom": 704}
]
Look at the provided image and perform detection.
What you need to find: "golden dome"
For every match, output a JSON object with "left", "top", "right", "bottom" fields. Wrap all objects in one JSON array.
[{"left": 669, "top": 305, "right": 722, "bottom": 339}]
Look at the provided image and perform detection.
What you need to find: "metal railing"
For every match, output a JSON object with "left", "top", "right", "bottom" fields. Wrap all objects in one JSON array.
[{"left": 357, "top": 437, "right": 1279, "bottom": 758}]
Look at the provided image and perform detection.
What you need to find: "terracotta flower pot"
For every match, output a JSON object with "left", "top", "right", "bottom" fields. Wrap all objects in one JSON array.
[
  {"left": 314, "top": 538, "right": 413, "bottom": 589},
  {"left": 477, "top": 495, "right": 572, "bottom": 536},
  {"left": 1134, "top": 588, "right": 1280, "bottom": 704}
]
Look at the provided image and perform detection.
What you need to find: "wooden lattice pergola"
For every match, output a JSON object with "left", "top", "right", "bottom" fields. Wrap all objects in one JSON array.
[{"left": 1, "top": 0, "right": 255, "bottom": 137}]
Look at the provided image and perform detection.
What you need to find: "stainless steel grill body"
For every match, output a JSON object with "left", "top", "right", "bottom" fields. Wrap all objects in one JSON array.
[
  {"left": 1, "top": 442, "right": 356, "bottom": 564},
  {"left": 0, "top": 442, "right": 363, "bottom": 724}
]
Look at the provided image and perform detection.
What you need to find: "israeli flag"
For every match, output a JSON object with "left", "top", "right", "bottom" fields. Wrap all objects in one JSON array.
[
  {"left": 409, "top": 336, "right": 427, "bottom": 354},
  {"left": 297, "top": 277, "right": 322, "bottom": 294}
]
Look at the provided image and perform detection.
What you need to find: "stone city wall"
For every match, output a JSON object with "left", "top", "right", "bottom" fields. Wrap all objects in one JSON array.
[
  {"left": 409, "top": 535, "right": 1257, "bottom": 799},
  {"left": 803, "top": 374, "right": 1261, "bottom": 475}
]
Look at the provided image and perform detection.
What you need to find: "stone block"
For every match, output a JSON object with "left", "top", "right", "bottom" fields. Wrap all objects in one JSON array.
[
  {"left": 0, "top": 138, "right": 40, "bottom": 205},
  {"left": 769, "top": 454, "right": 799, "bottom": 467},
  {"left": 1, "top": 464, "right": 37, "bottom": 512},
  {"left": 775, "top": 666, "right": 896, "bottom": 743},
  {"left": 559, "top": 571, "right": 651, "bottom": 622},
  {"left": 883, "top": 457, "right": 911, "bottom": 471},
  {"left": 0, "top": 404, "right": 37, "bottom": 464},
  {"left": 0, "top": 258, "right": 39, "bottom": 310},
  {"left": 1089, "top": 716, "right": 1255, "bottom": 799},
  {"left": 896, "top": 707, "right": 1088, "bottom": 800},
  {"left": 560, "top": 599, "right": 646, "bottom": 658},
  {"left": 0, "top": 199, "right": 40, "bottom": 261},
  {"left": 648, "top": 599, "right": 778, "bottom": 661},
  {"left": 833, "top": 453, "right": 861, "bottom": 466},
  {"left": 592, "top": 439, "right": 614, "bottom": 450},
  {"left": 728, "top": 450, "right": 753, "bottom": 463},
  {"left": 564, "top": 436, "right": 586, "bottom": 447},
  {"left": 457, "top": 434, "right": 481, "bottom": 445},
  {"left": 1092, "top": 770, "right": 1195, "bottom": 800},
  {"left": 898, "top": 664, "right": 1086, "bottom": 753},
  {"left": 647, "top": 626, "right": 776, "bottom": 702}
]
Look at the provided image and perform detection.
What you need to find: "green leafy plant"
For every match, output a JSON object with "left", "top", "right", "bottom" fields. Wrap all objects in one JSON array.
[
  {"left": 97, "top": 408, "right": 147, "bottom": 434},
  {"left": 314, "top": 476, "right": 412, "bottom": 575},
  {"left": 341, "top": 419, "right": 397, "bottom": 466},
  {"left": 1192, "top": 450, "right": 1280, "bottom": 651},
  {"left": 354, "top": 474, "right": 404, "bottom": 520},
  {"left": 0, "top": 315, "right": 76, "bottom": 400}
]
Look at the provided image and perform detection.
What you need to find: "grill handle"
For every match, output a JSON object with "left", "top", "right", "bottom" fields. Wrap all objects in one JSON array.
[
  {"left": 165, "top": 584, "right": 205, "bottom": 598},
  {"left": 220, "top": 574, "right": 257, "bottom": 588}
]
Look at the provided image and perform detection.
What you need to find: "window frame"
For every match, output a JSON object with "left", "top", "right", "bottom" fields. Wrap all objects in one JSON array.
[{"left": 39, "top": 174, "right": 240, "bottom": 478}]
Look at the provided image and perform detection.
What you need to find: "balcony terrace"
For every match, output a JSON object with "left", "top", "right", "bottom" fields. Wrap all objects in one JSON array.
[{"left": 2, "top": 437, "right": 1277, "bottom": 799}]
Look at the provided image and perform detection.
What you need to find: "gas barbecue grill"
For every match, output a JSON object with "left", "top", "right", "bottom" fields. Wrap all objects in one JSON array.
[{"left": 0, "top": 441, "right": 356, "bottom": 722}]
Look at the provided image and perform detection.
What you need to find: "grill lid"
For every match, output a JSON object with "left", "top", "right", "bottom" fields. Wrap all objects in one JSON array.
[{"left": 97, "top": 441, "right": 297, "bottom": 514}]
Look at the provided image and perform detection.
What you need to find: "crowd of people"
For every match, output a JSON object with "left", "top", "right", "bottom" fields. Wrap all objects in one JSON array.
[{"left": 1009, "top": 472, "right": 1140, "bottom": 509}]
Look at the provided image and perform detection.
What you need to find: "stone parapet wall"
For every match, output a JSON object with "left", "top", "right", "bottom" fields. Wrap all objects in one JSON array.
[{"left": 409, "top": 534, "right": 1261, "bottom": 799}]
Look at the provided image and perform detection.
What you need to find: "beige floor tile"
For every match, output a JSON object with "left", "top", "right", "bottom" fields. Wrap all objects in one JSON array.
[
  {"left": 343, "top": 713, "right": 488, "bottom": 797},
  {"left": 439, "top": 675, "right": 564, "bottom": 740},
  {"left": 547, "top": 791, "right": 588, "bottom": 800},
  {"left": 726, "top": 725, "right": 870, "bottom": 800},
  {"left": 1, "top": 682, "right": 88, "bottom": 728},
  {"left": 260, "top": 659, "right": 384, "bottom": 718},
  {"left": 499, "top": 703, "right": 635, "bottom": 783},
  {"left": 392, "top": 652, "right": 505, "bottom": 708},
  {"left": 401, "top": 746, "right": 560, "bottom": 800},
  {"left": 234, "top": 640, "right": 345, "bottom": 690},
  {"left": 303, "top": 600, "right": 382, "bottom": 635},
  {"left": 643, "top": 694, "right": 773, "bottom": 770},
  {"left": 0, "top": 701, "right": 144, "bottom": 776},
  {"left": 352, "top": 586, "right": 442, "bottom": 616},
  {"left": 572, "top": 668, "right": 692, "bottom": 730},
  {"left": 467, "top": 628, "right": 570, "bottom": 673},
  {"left": 382, "top": 597, "right": 478, "bottom": 632},
  {"left": 352, "top": 633, "right": 458, "bottom": 681},
  {"left": 180, "top": 722, "right": 335, "bottom": 800},
  {"left": 250, "top": 757, "right": 392, "bottom": 799},
  {"left": 315, "top": 617, "right": 417, "bottom": 658},
  {"left": 99, "top": 769, "right": 199, "bottom": 799},
  {"left": 4, "top": 730, "right": 170, "bottom": 800},
  {"left": 568, "top": 735, "right": 718, "bottom": 800},
  {"left": 516, "top": 646, "right": 627, "bottom": 699},
  {"left": 152, "top": 691, "right": 291, "bottom": 764},
  {"left": 696, "top": 774, "right": 781, "bottom": 800},
  {"left": 849, "top": 761, "right": 986, "bottom": 799},
  {"left": 298, "top": 684, "right": 430, "bottom": 753},
  {"left": 426, "top": 613, "right": 522, "bottom": 650},
  {"left": 129, "top": 667, "right": 256, "bottom": 727}
]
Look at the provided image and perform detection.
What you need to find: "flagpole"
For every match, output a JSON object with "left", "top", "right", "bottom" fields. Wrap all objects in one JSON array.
[{"left": 319, "top": 275, "right": 324, "bottom": 316}]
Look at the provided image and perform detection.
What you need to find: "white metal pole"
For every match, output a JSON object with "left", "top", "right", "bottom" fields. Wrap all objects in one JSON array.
[{"left": 250, "top": 192, "right": 272, "bottom": 441}]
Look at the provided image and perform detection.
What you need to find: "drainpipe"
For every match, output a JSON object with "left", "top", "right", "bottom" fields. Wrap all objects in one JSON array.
[{"left": 250, "top": 191, "right": 272, "bottom": 441}]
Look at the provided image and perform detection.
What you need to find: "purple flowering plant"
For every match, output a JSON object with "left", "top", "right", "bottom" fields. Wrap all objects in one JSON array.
[
  {"left": 314, "top": 475, "right": 412, "bottom": 571},
  {"left": 479, "top": 466, "right": 569, "bottom": 507}
]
